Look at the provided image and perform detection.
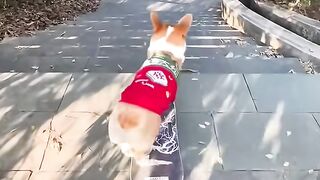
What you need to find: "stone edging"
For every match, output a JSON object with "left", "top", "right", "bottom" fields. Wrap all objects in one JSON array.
[
  {"left": 254, "top": 1, "right": 320, "bottom": 45},
  {"left": 221, "top": 0, "right": 320, "bottom": 70}
]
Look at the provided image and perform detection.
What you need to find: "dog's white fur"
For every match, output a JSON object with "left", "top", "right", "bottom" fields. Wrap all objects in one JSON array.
[{"left": 108, "top": 11, "right": 192, "bottom": 164}]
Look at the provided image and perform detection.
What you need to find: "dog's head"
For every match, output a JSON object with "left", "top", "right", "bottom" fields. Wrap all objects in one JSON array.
[{"left": 148, "top": 11, "right": 193, "bottom": 65}]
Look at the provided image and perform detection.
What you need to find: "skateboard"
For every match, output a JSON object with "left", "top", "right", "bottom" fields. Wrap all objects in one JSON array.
[{"left": 141, "top": 102, "right": 184, "bottom": 180}]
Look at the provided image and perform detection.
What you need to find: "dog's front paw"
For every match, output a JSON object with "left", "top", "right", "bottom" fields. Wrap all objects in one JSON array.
[{"left": 135, "top": 155, "right": 150, "bottom": 166}]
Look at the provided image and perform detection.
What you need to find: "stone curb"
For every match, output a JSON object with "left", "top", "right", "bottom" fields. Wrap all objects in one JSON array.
[
  {"left": 221, "top": 0, "right": 320, "bottom": 70},
  {"left": 254, "top": 1, "right": 320, "bottom": 45}
]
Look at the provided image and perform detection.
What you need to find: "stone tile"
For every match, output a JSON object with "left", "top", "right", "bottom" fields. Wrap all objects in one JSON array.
[
  {"left": 37, "top": 57, "right": 89, "bottom": 73},
  {"left": 101, "top": 29, "right": 151, "bottom": 37},
  {"left": 30, "top": 170, "right": 129, "bottom": 180},
  {"left": 0, "top": 170, "right": 32, "bottom": 180},
  {"left": 97, "top": 46, "right": 146, "bottom": 59},
  {"left": 85, "top": 58, "right": 120, "bottom": 73},
  {"left": 58, "top": 73, "right": 133, "bottom": 114},
  {"left": 177, "top": 74, "right": 256, "bottom": 112},
  {"left": 283, "top": 170, "right": 320, "bottom": 180},
  {"left": 312, "top": 113, "right": 320, "bottom": 125},
  {"left": 86, "top": 57, "right": 143, "bottom": 73},
  {"left": 177, "top": 112, "right": 222, "bottom": 174},
  {"left": 14, "top": 56, "right": 87, "bottom": 73},
  {"left": 0, "top": 73, "right": 17, "bottom": 81},
  {"left": 245, "top": 74, "right": 320, "bottom": 112},
  {"left": 78, "top": 31, "right": 102, "bottom": 46},
  {"left": 0, "top": 64, "right": 14, "bottom": 72},
  {"left": 185, "top": 170, "right": 284, "bottom": 180},
  {"left": 59, "top": 46, "right": 97, "bottom": 57},
  {"left": 46, "top": 38, "right": 80, "bottom": 46},
  {"left": 185, "top": 45, "right": 267, "bottom": 57},
  {"left": 182, "top": 58, "right": 304, "bottom": 73},
  {"left": 99, "top": 37, "right": 147, "bottom": 46},
  {"left": 214, "top": 112, "right": 320, "bottom": 170},
  {"left": 0, "top": 73, "right": 72, "bottom": 111},
  {"left": 40, "top": 112, "right": 130, "bottom": 171},
  {"left": 186, "top": 30, "right": 240, "bottom": 36},
  {"left": 0, "top": 45, "right": 19, "bottom": 72},
  {"left": 0, "top": 59, "right": 17, "bottom": 72},
  {"left": 13, "top": 56, "right": 41, "bottom": 72},
  {"left": 1, "top": 36, "right": 47, "bottom": 47},
  {"left": 32, "top": 44, "right": 97, "bottom": 57},
  {"left": 0, "top": 110, "right": 53, "bottom": 170},
  {"left": 15, "top": 46, "right": 45, "bottom": 57},
  {"left": 209, "top": 170, "right": 283, "bottom": 180}
]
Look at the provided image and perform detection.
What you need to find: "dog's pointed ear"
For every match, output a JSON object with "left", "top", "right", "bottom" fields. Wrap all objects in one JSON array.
[
  {"left": 150, "top": 11, "right": 162, "bottom": 32},
  {"left": 177, "top": 14, "right": 193, "bottom": 35}
]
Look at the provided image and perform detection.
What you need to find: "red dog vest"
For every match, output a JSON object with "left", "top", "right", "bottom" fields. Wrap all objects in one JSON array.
[{"left": 120, "top": 56, "right": 179, "bottom": 115}]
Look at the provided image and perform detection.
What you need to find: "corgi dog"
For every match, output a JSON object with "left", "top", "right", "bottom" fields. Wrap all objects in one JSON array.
[{"left": 108, "top": 11, "right": 192, "bottom": 164}]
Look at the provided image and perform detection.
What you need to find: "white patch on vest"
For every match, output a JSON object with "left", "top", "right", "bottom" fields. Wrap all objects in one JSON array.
[
  {"left": 135, "top": 79, "right": 155, "bottom": 89},
  {"left": 146, "top": 70, "right": 168, "bottom": 86},
  {"left": 144, "top": 176, "right": 169, "bottom": 180},
  {"left": 166, "top": 91, "right": 170, "bottom": 98},
  {"left": 142, "top": 82, "right": 155, "bottom": 89}
]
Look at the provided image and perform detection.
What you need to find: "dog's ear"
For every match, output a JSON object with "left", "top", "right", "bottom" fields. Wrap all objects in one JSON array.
[
  {"left": 177, "top": 14, "right": 193, "bottom": 35},
  {"left": 150, "top": 11, "right": 162, "bottom": 32}
]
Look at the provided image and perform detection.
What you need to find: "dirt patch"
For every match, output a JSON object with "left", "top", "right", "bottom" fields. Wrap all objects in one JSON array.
[
  {"left": 258, "top": 0, "right": 320, "bottom": 21},
  {"left": 0, "top": 0, "right": 101, "bottom": 42}
]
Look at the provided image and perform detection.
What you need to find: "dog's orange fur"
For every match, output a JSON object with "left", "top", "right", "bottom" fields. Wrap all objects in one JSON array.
[
  {"left": 118, "top": 112, "right": 139, "bottom": 129},
  {"left": 108, "top": 11, "right": 192, "bottom": 164}
]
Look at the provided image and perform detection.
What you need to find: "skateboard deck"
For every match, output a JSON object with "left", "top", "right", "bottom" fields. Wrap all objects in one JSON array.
[{"left": 136, "top": 102, "right": 183, "bottom": 180}]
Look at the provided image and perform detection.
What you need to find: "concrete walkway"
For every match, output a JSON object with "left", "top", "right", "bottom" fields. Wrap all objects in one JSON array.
[
  {"left": 2, "top": 72, "right": 320, "bottom": 180},
  {"left": 1, "top": 0, "right": 320, "bottom": 180}
]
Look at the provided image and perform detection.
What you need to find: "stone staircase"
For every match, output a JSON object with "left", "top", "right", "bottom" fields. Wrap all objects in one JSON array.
[{"left": 0, "top": 2, "right": 304, "bottom": 74}]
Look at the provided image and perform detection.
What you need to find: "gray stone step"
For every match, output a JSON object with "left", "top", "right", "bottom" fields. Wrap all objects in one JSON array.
[
  {"left": 90, "top": 21, "right": 226, "bottom": 30},
  {"left": 183, "top": 58, "right": 304, "bottom": 73},
  {"left": 185, "top": 44, "right": 272, "bottom": 58},
  {"left": 90, "top": 22, "right": 232, "bottom": 31},
  {"left": 7, "top": 55, "right": 301, "bottom": 73},
  {"left": 96, "top": 42, "right": 271, "bottom": 59},
  {"left": 41, "top": 23, "right": 238, "bottom": 39},
  {"left": 98, "top": 35, "right": 249, "bottom": 46},
  {"left": 80, "top": 2, "right": 222, "bottom": 18},
  {"left": 85, "top": 56, "right": 303, "bottom": 74},
  {"left": 93, "top": 14, "right": 225, "bottom": 24}
]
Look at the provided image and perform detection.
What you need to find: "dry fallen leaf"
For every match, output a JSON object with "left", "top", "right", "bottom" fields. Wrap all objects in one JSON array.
[
  {"left": 225, "top": 52, "right": 234, "bottom": 58},
  {"left": 204, "top": 121, "right": 210, "bottom": 126},
  {"left": 52, "top": 137, "right": 63, "bottom": 152},
  {"left": 286, "top": 130, "right": 292, "bottom": 136},
  {"left": 117, "top": 64, "right": 123, "bottom": 71},
  {"left": 265, "top": 154, "right": 273, "bottom": 159},
  {"left": 217, "top": 156, "right": 223, "bottom": 164}
]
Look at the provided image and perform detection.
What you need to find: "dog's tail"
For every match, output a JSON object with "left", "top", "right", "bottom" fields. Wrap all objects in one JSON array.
[{"left": 118, "top": 112, "right": 139, "bottom": 129}]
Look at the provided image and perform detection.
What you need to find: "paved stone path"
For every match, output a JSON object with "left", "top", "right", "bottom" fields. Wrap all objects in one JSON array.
[{"left": 1, "top": 0, "right": 320, "bottom": 180}]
